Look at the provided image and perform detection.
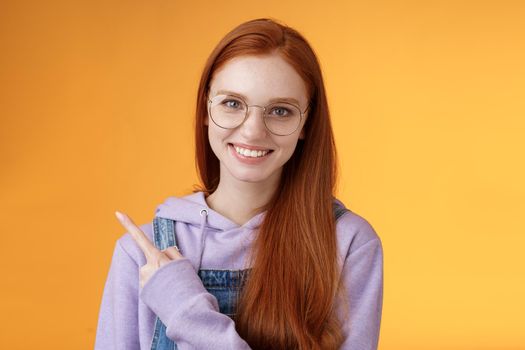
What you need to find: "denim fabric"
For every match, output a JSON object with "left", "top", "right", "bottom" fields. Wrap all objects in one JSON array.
[
  {"left": 198, "top": 269, "right": 250, "bottom": 318},
  {"left": 150, "top": 201, "right": 348, "bottom": 350}
]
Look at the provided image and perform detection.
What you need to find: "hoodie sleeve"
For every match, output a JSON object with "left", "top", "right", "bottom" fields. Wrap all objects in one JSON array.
[
  {"left": 94, "top": 240, "right": 141, "bottom": 350},
  {"left": 339, "top": 237, "right": 384, "bottom": 350},
  {"left": 139, "top": 258, "right": 252, "bottom": 349}
]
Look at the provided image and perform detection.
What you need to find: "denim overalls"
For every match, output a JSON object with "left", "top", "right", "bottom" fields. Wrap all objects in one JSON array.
[{"left": 149, "top": 200, "right": 349, "bottom": 350}]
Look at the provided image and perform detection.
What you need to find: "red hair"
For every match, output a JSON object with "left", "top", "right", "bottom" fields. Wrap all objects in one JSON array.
[{"left": 194, "top": 18, "right": 344, "bottom": 349}]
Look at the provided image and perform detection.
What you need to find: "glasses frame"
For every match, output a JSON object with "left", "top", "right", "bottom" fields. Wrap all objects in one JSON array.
[{"left": 207, "top": 94, "right": 310, "bottom": 136}]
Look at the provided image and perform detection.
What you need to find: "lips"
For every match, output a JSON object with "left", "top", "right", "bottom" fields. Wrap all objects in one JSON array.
[
  {"left": 228, "top": 143, "right": 274, "bottom": 164},
  {"left": 229, "top": 142, "right": 274, "bottom": 152}
]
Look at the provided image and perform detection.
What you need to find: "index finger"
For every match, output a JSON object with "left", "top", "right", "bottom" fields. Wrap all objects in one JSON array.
[{"left": 115, "top": 211, "right": 158, "bottom": 261}]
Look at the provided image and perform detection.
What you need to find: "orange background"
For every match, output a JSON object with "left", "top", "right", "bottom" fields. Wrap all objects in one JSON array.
[{"left": 1, "top": 0, "right": 524, "bottom": 349}]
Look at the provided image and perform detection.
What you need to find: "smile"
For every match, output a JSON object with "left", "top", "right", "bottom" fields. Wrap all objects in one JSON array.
[
  {"left": 234, "top": 145, "right": 271, "bottom": 158},
  {"left": 228, "top": 143, "right": 274, "bottom": 163}
]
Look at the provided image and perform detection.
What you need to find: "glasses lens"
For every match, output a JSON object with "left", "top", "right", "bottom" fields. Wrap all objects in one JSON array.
[
  {"left": 264, "top": 102, "right": 302, "bottom": 136},
  {"left": 209, "top": 95, "right": 246, "bottom": 129}
]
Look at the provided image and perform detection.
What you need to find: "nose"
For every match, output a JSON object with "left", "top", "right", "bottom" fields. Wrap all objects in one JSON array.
[{"left": 239, "top": 105, "right": 268, "bottom": 139}]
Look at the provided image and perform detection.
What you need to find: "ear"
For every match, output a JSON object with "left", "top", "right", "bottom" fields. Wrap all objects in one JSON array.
[
  {"left": 298, "top": 116, "right": 307, "bottom": 139},
  {"left": 298, "top": 109, "right": 308, "bottom": 139},
  {"left": 204, "top": 105, "right": 210, "bottom": 126},
  {"left": 299, "top": 127, "right": 305, "bottom": 140}
]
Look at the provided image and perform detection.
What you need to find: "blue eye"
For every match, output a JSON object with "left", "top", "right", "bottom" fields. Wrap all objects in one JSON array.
[
  {"left": 270, "top": 107, "right": 291, "bottom": 117},
  {"left": 223, "top": 99, "right": 242, "bottom": 109}
]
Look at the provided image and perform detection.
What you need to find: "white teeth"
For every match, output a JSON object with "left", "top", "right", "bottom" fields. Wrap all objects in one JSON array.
[{"left": 234, "top": 145, "right": 270, "bottom": 158}]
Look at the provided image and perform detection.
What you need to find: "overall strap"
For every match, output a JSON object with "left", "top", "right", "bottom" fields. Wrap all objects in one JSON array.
[
  {"left": 150, "top": 216, "right": 177, "bottom": 350},
  {"left": 152, "top": 216, "right": 178, "bottom": 250},
  {"left": 333, "top": 199, "right": 350, "bottom": 222}
]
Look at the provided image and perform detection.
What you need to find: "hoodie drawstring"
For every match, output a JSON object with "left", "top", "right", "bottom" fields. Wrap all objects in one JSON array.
[{"left": 197, "top": 208, "right": 209, "bottom": 270}]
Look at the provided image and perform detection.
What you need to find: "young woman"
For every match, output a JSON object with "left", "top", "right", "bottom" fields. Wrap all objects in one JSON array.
[{"left": 95, "top": 18, "right": 383, "bottom": 350}]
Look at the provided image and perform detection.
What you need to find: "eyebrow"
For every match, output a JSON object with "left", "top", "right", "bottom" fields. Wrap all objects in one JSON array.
[{"left": 215, "top": 89, "right": 302, "bottom": 106}]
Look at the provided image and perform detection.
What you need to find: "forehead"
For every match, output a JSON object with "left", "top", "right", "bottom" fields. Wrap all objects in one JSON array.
[{"left": 209, "top": 54, "right": 308, "bottom": 106}]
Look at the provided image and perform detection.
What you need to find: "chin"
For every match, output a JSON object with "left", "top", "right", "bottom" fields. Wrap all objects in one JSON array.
[
  {"left": 231, "top": 170, "right": 272, "bottom": 183},
  {"left": 225, "top": 163, "right": 283, "bottom": 184}
]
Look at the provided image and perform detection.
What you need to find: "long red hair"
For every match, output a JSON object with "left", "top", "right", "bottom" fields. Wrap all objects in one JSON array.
[{"left": 194, "top": 18, "right": 344, "bottom": 349}]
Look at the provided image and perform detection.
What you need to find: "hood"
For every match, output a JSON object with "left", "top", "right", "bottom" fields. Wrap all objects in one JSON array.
[
  {"left": 154, "top": 191, "right": 265, "bottom": 231},
  {"left": 153, "top": 191, "right": 266, "bottom": 270}
]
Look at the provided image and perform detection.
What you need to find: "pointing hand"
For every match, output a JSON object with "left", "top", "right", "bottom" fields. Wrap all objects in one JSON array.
[{"left": 115, "top": 211, "right": 183, "bottom": 288}]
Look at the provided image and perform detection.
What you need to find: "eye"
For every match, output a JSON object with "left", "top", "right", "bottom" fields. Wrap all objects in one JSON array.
[
  {"left": 269, "top": 106, "right": 291, "bottom": 117},
  {"left": 222, "top": 99, "right": 243, "bottom": 109}
]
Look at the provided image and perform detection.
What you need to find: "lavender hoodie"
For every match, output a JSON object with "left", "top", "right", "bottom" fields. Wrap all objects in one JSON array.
[{"left": 94, "top": 191, "right": 383, "bottom": 349}]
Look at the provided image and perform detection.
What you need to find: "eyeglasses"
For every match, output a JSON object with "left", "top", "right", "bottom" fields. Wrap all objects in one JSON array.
[{"left": 207, "top": 94, "right": 309, "bottom": 136}]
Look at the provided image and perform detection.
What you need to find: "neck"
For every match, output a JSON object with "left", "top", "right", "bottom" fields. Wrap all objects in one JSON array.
[{"left": 205, "top": 169, "right": 281, "bottom": 226}]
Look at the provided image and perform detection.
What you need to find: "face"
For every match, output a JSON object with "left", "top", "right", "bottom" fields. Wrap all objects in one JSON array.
[{"left": 206, "top": 53, "right": 309, "bottom": 186}]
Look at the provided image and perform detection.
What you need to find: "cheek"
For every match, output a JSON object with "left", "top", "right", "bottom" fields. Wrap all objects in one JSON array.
[
  {"left": 207, "top": 126, "right": 230, "bottom": 153},
  {"left": 207, "top": 127, "right": 219, "bottom": 151},
  {"left": 277, "top": 137, "right": 301, "bottom": 159}
]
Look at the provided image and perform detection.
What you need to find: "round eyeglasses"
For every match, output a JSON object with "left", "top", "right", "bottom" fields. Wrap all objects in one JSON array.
[{"left": 207, "top": 94, "right": 309, "bottom": 136}]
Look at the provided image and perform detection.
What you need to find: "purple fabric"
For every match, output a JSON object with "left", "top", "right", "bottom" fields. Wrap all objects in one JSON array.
[{"left": 95, "top": 191, "right": 383, "bottom": 349}]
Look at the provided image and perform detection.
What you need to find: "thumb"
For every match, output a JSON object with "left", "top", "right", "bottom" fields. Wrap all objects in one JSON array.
[{"left": 163, "top": 246, "right": 183, "bottom": 260}]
